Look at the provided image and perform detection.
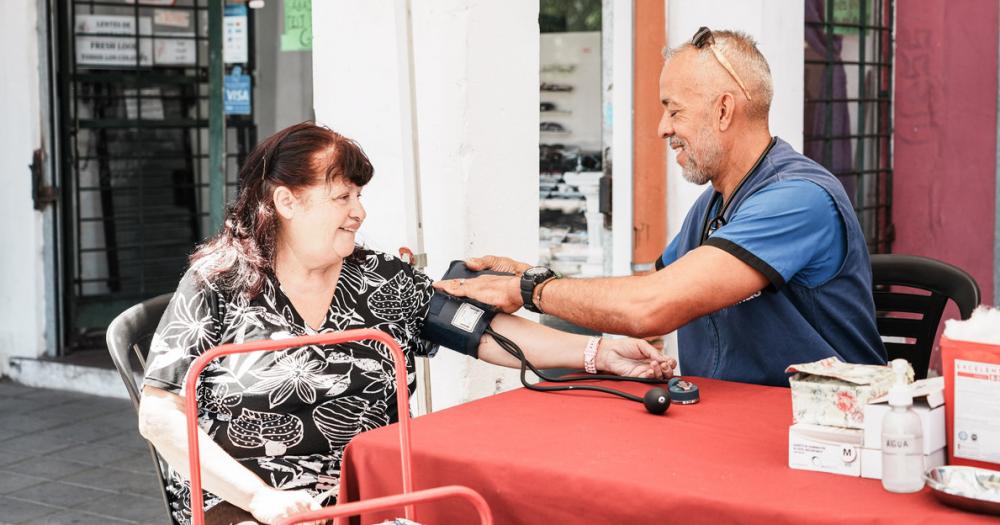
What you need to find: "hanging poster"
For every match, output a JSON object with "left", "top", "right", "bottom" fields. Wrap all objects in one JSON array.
[
  {"left": 224, "top": 4, "right": 249, "bottom": 64},
  {"left": 224, "top": 66, "right": 252, "bottom": 115},
  {"left": 281, "top": 0, "right": 312, "bottom": 52}
]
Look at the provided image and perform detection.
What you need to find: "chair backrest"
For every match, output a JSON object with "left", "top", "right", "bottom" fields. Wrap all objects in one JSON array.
[
  {"left": 871, "top": 254, "right": 981, "bottom": 380},
  {"left": 106, "top": 293, "right": 172, "bottom": 411},
  {"left": 105, "top": 293, "right": 176, "bottom": 525}
]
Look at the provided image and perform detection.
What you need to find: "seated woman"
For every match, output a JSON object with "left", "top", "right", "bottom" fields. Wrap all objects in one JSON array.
[{"left": 137, "top": 122, "right": 674, "bottom": 525}]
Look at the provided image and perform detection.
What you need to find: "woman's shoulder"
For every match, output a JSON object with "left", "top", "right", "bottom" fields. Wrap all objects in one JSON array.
[
  {"left": 348, "top": 247, "right": 430, "bottom": 283},
  {"left": 173, "top": 260, "right": 241, "bottom": 310},
  {"left": 350, "top": 247, "right": 406, "bottom": 271}
]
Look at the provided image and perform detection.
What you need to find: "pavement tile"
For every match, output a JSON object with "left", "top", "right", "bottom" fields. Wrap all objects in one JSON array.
[
  {"left": 29, "top": 509, "right": 132, "bottom": 524},
  {"left": 0, "top": 381, "right": 39, "bottom": 398},
  {"left": 61, "top": 467, "right": 161, "bottom": 498},
  {"left": 16, "top": 389, "right": 88, "bottom": 404},
  {"left": 0, "top": 427, "right": 23, "bottom": 442},
  {"left": 0, "top": 450, "right": 27, "bottom": 467},
  {"left": 87, "top": 412, "right": 142, "bottom": 431},
  {"left": 39, "top": 420, "right": 124, "bottom": 445},
  {"left": 7, "top": 481, "right": 114, "bottom": 508},
  {"left": 0, "top": 397, "right": 51, "bottom": 415},
  {"left": 0, "top": 431, "right": 78, "bottom": 455},
  {"left": 0, "top": 413, "right": 72, "bottom": 434},
  {"left": 106, "top": 450, "right": 158, "bottom": 475},
  {"left": 2, "top": 457, "right": 93, "bottom": 480},
  {"left": 49, "top": 443, "right": 141, "bottom": 467},
  {"left": 0, "top": 495, "right": 59, "bottom": 524},
  {"left": 90, "top": 431, "right": 150, "bottom": 453},
  {"left": 73, "top": 492, "right": 168, "bottom": 523},
  {"left": 30, "top": 401, "right": 121, "bottom": 422},
  {"left": 0, "top": 472, "right": 47, "bottom": 494}
]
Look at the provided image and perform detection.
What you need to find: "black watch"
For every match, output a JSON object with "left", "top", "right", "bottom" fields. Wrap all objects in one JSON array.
[{"left": 520, "top": 266, "right": 559, "bottom": 313}]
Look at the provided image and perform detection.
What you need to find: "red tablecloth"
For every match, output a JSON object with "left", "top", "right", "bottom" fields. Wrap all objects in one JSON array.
[{"left": 339, "top": 377, "right": 993, "bottom": 524}]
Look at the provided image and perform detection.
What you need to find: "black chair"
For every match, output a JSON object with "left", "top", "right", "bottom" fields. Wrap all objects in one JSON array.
[
  {"left": 105, "top": 293, "right": 177, "bottom": 525},
  {"left": 871, "top": 254, "right": 980, "bottom": 380}
]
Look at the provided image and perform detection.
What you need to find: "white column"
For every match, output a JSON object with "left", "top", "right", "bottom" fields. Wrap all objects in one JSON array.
[
  {"left": 0, "top": 0, "right": 46, "bottom": 368},
  {"left": 610, "top": 0, "right": 634, "bottom": 277},
  {"left": 313, "top": 0, "right": 539, "bottom": 409}
]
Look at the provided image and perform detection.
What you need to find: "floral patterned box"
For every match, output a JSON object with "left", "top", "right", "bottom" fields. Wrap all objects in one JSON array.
[{"left": 785, "top": 357, "right": 913, "bottom": 429}]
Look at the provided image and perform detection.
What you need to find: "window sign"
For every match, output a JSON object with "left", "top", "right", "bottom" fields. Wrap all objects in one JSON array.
[
  {"left": 154, "top": 9, "right": 190, "bottom": 29},
  {"left": 281, "top": 0, "right": 312, "bottom": 52},
  {"left": 224, "top": 4, "right": 249, "bottom": 64},
  {"left": 224, "top": 66, "right": 252, "bottom": 115},
  {"left": 75, "top": 15, "right": 153, "bottom": 68},
  {"left": 832, "top": 0, "right": 865, "bottom": 35}
]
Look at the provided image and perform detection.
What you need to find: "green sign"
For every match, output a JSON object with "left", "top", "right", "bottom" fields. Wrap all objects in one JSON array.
[
  {"left": 281, "top": 0, "right": 312, "bottom": 51},
  {"left": 831, "top": 0, "right": 866, "bottom": 36}
]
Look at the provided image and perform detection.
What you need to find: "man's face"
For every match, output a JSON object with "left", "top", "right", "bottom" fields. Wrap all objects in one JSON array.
[{"left": 658, "top": 52, "right": 724, "bottom": 185}]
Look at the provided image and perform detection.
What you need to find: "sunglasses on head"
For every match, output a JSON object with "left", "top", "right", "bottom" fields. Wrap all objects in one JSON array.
[{"left": 691, "top": 27, "right": 752, "bottom": 102}]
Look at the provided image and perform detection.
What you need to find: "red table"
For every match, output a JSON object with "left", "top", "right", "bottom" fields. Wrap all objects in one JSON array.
[{"left": 339, "top": 377, "right": 994, "bottom": 524}]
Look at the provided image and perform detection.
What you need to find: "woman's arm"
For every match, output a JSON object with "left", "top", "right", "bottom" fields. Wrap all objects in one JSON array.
[
  {"left": 137, "top": 386, "right": 319, "bottom": 524},
  {"left": 476, "top": 314, "right": 674, "bottom": 377}
]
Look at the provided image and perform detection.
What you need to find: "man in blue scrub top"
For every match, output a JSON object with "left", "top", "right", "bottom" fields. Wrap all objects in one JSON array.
[{"left": 436, "top": 28, "right": 886, "bottom": 386}]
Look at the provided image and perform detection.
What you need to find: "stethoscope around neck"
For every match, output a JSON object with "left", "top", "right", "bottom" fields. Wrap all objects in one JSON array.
[{"left": 699, "top": 137, "right": 777, "bottom": 245}]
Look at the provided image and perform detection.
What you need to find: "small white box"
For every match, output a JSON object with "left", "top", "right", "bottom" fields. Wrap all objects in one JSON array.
[
  {"left": 788, "top": 423, "right": 863, "bottom": 477},
  {"left": 862, "top": 377, "right": 946, "bottom": 455},
  {"left": 859, "top": 447, "right": 947, "bottom": 479}
]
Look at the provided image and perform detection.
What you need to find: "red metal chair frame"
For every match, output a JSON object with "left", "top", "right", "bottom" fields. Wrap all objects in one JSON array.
[
  {"left": 274, "top": 485, "right": 492, "bottom": 525},
  {"left": 182, "top": 328, "right": 492, "bottom": 525}
]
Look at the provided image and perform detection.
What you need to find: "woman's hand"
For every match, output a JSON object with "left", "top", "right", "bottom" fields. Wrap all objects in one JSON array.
[
  {"left": 247, "top": 486, "right": 322, "bottom": 525},
  {"left": 596, "top": 338, "right": 676, "bottom": 379}
]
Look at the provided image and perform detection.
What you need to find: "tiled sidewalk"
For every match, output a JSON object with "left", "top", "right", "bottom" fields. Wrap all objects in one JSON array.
[{"left": 0, "top": 380, "right": 166, "bottom": 524}]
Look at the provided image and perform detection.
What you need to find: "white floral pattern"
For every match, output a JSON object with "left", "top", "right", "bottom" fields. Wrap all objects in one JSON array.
[
  {"left": 142, "top": 249, "right": 434, "bottom": 525},
  {"left": 248, "top": 350, "right": 331, "bottom": 408}
]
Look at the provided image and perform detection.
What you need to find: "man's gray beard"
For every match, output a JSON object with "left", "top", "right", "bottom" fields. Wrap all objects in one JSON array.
[
  {"left": 676, "top": 132, "right": 722, "bottom": 186},
  {"left": 681, "top": 164, "right": 712, "bottom": 185}
]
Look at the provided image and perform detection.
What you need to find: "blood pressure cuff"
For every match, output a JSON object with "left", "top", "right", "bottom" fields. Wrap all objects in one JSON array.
[{"left": 419, "top": 260, "right": 512, "bottom": 358}]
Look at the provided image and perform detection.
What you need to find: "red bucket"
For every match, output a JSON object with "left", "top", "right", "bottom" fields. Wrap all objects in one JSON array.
[{"left": 941, "top": 335, "right": 1000, "bottom": 469}]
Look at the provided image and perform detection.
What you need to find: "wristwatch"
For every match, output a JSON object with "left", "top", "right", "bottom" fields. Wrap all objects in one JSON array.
[{"left": 520, "top": 266, "right": 559, "bottom": 313}]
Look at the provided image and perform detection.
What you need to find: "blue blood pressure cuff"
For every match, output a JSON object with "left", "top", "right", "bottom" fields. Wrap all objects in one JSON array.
[{"left": 419, "top": 261, "right": 511, "bottom": 358}]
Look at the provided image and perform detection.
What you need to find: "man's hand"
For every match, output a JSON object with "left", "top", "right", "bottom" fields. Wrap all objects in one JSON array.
[
  {"left": 247, "top": 486, "right": 322, "bottom": 525},
  {"left": 597, "top": 338, "right": 676, "bottom": 379},
  {"left": 466, "top": 255, "right": 532, "bottom": 275},
  {"left": 434, "top": 274, "right": 523, "bottom": 314}
]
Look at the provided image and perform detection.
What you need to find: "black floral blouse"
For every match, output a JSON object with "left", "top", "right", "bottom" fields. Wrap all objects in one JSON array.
[{"left": 142, "top": 249, "right": 434, "bottom": 524}]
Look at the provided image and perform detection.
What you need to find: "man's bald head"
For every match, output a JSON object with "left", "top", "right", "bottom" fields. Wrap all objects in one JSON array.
[{"left": 664, "top": 30, "right": 773, "bottom": 121}]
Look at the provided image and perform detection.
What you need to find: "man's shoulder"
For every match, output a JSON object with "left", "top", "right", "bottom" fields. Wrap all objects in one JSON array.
[
  {"left": 765, "top": 139, "right": 841, "bottom": 184},
  {"left": 737, "top": 179, "right": 835, "bottom": 223}
]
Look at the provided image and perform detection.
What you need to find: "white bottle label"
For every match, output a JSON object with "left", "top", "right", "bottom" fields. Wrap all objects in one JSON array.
[{"left": 883, "top": 434, "right": 922, "bottom": 455}]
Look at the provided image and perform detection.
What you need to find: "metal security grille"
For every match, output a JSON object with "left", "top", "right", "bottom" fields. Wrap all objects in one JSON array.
[
  {"left": 56, "top": 0, "right": 256, "bottom": 349},
  {"left": 804, "top": 0, "right": 894, "bottom": 253}
]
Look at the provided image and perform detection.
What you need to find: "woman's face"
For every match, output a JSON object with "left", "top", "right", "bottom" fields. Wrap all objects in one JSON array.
[{"left": 278, "top": 176, "right": 366, "bottom": 269}]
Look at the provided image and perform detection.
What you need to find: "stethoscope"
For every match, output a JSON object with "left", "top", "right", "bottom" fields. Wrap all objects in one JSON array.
[
  {"left": 699, "top": 137, "right": 778, "bottom": 245},
  {"left": 485, "top": 327, "right": 698, "bottom": 415}
]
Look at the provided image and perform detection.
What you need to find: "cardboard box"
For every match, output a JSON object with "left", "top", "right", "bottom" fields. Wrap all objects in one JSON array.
[
  {"left": 859, "top": 447, "right": 946, "bottom": 479},
  {"left": 788, "top": 423, "right": 863, "bottom": 476},
  {"left": 862, "top": 376, "right": 946, "bottom": 455},
  {"left": 786, "top": 357, "right": 911, "bottom": 429}
]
